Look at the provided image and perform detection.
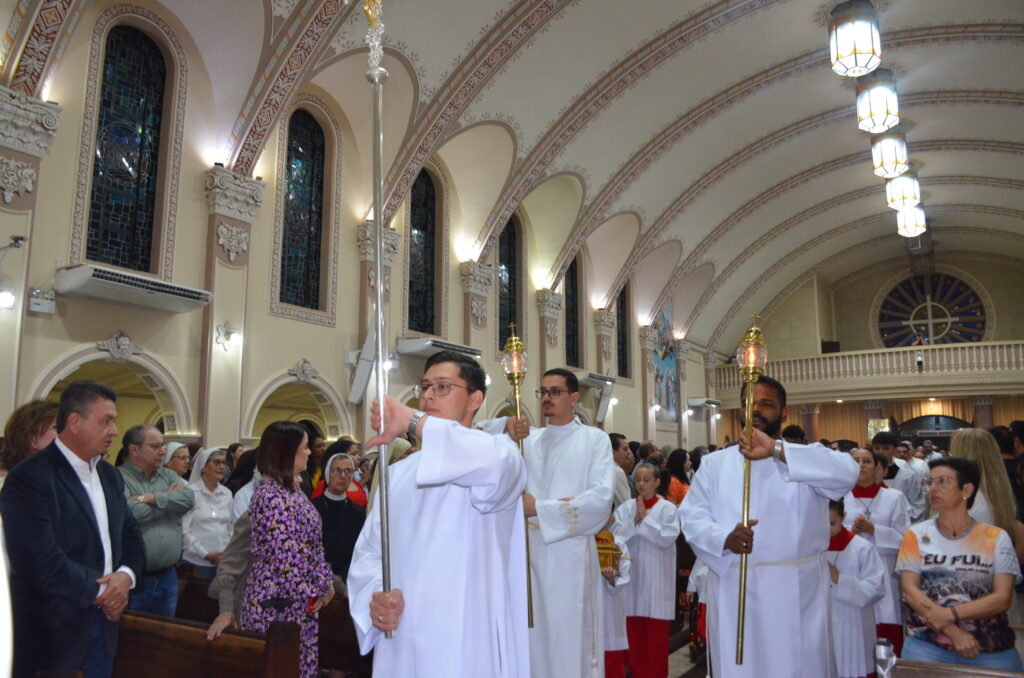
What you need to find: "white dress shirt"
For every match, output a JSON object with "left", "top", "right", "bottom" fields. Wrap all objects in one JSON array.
[
  {"left": 54, "top": 437, "right": 136, "bottom": 593},
  {"left": 182, "top": 480, "right": 235, "bottom": 565}
]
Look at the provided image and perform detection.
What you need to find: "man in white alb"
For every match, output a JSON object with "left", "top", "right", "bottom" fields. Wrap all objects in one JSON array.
[
  {"left": 347, "top": 351, "right": 529, "bottom": 678},
  {"left": 679, "top": 375, "right": 858, "bottom": 678},
  {"left": 518, "top": 368, "right": 616, "bottom": 678}
]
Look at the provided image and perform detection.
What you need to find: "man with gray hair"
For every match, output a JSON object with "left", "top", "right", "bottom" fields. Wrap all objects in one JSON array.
[{"left": 118, "top": 424, "right": 194, "bottom": 617}]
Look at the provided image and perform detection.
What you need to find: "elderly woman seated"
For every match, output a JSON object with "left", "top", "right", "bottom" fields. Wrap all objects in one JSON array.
[{"left": 896, "top": 457, "right": 1023, "bottom": 671}]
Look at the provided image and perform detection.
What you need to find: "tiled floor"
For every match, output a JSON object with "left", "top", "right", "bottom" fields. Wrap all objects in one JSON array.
[{"left": 668, "top": 646, "right": 705, "bottom": 678}]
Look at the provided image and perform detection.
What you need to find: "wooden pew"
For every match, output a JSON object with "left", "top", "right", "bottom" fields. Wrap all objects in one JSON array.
[
  {"left": 112, "top": 610, "right": 299, "bottom": 678},
  {"left": 894, "top": 659, "right": 1024, "bottom": 677},
  {"left": 319, "top": 596, "right": 374, "bottom": 677}
]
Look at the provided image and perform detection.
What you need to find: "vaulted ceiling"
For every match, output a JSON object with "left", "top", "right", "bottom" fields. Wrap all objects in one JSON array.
[{"left": 5, "top": 0, "right": 1022, "bottom": 355}]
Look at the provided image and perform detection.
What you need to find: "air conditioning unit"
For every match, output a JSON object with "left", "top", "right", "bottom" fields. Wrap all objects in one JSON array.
[
  {"left": 396, "top": 337, "right": 483, "bottom": 360},
  {"left": 54, "top": 264, "right": 211, "bottom": 314},
  {"left": 687, "top": 397, "right": 722, "bottom": 409}
]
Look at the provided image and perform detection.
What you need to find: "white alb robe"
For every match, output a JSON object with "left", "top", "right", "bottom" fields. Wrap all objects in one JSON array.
[
  {"left": 602, "top": 535, "right": 631, "bottom": 652},
  {"left": 828, "top": 534, "right": 886, "bottom": 678},
  {"left": 613, "top": 497, "right": 680, "bottom": 620},
  {"left": 888, "top": 462, "right": 927, "bottom": 522},
  {"left": 524, "top": 417, "right": 615, "bottom": 678},
  {"left": 679, "top": 442, "right": 859, "bottom": 678},
  {"left": 347, "top": 417, "right": 529, "bottom": 678},
  {"left": 842, "top": 486, "right": 910, "bottom": 625}
]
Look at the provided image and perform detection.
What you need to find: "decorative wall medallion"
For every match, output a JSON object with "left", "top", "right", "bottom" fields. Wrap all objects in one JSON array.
[
  {"left": 0, "top": 155, "right": 35, "bottom": 203},
  {"left": 97, "top": 330, "right": 144, "bottom": 360},
  {"left": 216, "top": 222, "right": 249, "bottom": 262},
  {"left": 875, "top": 271, "right": 990, "bottom": 347},
  {"left": 367, "top": 266, "right": 391, "bottom": 293},
  {"left": 206, "top": 166, "right": 265, "bottom": 223},
  {"left": 0, "top": 85, "right": 61, "bottom": 158},
  {"left": 288, "top": 358, "right": 319, "bottom": 383},
  {"left": 470, "top": 296, "right": 487, "bottom": 330},
  {"left": 544, "top": 318, "right": 558, "bottom": 348}
]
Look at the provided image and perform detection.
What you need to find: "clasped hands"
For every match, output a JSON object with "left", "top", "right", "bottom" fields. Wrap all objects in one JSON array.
[{"left": 94, "top": 571, "right": 132, "bottom": 622}]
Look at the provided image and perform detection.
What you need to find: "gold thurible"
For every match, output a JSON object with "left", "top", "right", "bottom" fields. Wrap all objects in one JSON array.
[
  {"left": 501, "top": 324, "right": 534, "bottom": 628},
  {"left": 735, "top": 315, "right": 767, "bottom": 664}
]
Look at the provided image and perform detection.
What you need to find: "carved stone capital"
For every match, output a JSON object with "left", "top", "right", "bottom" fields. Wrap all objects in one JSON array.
[
  {"left": 800, "top": 404, "right": 821, "bottom": 416},
  {"left": 673, "top": 339, "right": 689, "bottom": 360},
  {"left": 356, "top": 220, "right": 400, "bottom": 266},
  {"left": 970, "top": 395, "right": 994, "bottom": 407},
  {"left": 216, "top": 221, "right": 250, "bottom": 263},
  {"left": 536, "top": 289, "right": 564, "bottom": 319},
  {"left": 593, "top": 309, "right": 616, "bottom": 337},
  {"left": 862, "top": 399, "right": 886, "bottom": 411},
  {"left": 288, "top": 358, "right": 319, "bottom": 383},
  {"left": 704, "top": 353, "right": 719, "bottom": 370},
  {"left": 460, "top": 261, "right": 494, "bottom": 297},
  {"left": 96, "top": 331, "right": 144, "bottom": 361},
  {"left": 0, "top": 86, "right": 60, "bottom": 158},
  {"left": 0, "top": 155, "right": 36, "bottom": 203},
  {"left": 205, "top": 165, "right": 264, "bottom": 223},
  {"left": 639, "top": 326, "right": 658, "bottom": 353}
]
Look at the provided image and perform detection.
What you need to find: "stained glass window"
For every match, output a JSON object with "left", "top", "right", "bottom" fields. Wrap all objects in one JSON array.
[
  {"left": 498, "top": 216, "right": 520, "bottom": 349},
  {"left": 616, "top": 283, "right": 630, "bottom": 378},
  {"left": 565, "top": 257, "right": 580, "bottom": 367},
  {"left": 877, "top": 273, "right": 986, "bottom": 347},
  {"left": 86, "top": 25, "right": 166, "bottom": 272},
  {"left": 280, "top": 109, "right": 326, "bottom": 309},
  {"left": 408, "top": 170, "right": 437, "bottom": 334}
]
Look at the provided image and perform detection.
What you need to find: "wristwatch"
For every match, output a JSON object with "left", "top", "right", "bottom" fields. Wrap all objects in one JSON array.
[
  {"left": 772, "top": 439, "right": 784, "bottom": 461},
  {"left": 407, "top": 410, "right": 428, "bottom": 441}
]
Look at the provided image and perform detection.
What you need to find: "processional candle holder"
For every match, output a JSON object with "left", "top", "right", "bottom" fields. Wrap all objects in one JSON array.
[
  {"left": 735, "top": 315, "right": 767, "bottom": 664},
  {"left": 501, "top": 324, "right": 534, "bottom": 628}
]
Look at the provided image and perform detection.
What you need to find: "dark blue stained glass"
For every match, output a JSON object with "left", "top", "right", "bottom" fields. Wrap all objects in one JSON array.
[
  {"left": 616, "top": 284, "right": 630, "bottom": 378},
  {"left": 498, "top": 217, "right": 520, "bottom": 349},
  {"left": 565, "top": 257, "right": 580, "bottom": 367},
  {"left": 280, "top": 109, "right": 326, "bottom": 309},
  {"left": 408, "top": 171, "right": 437, "bottom": 334},
  {"left": 86, "top": 26, "right": 166, "bottom": 272},
  {"left": 877, "top": 273, "right": 986, "bottom": 347}
]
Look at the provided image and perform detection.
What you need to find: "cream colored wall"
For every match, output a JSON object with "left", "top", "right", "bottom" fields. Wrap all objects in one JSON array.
[
  {"left": 815, "top": 274, "right": 834, "bottom": 343},
  {"left": 761, "top": 278, "right": 820, "bottom": 361}
]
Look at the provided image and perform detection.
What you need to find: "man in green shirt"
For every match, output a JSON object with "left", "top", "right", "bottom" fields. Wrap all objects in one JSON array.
[{"left": 118, "top": 425, "right": 194, "bottom": 617}]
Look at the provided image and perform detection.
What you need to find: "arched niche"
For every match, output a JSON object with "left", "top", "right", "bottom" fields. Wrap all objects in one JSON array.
[
  {"left": 584, "top": 211, "right": 641, "bottom": 308},
  {"left": 489, "top": 398, "right": 536, "bottom": 427},
  {"left": 29, "top": 345, "right": 194, "bottom": 438},
  {"left": 243, "top": 368, "right": 351, "bottom": 443}
]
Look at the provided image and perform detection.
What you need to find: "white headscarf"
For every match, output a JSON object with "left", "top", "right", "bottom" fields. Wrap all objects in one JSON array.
[
  {"left": 162, "top": 441, "right": 186, "bottom": 466},
  {"left": 322, "top": 453, "right": 354, "bottom": 500},
  {"left": 188, "top": 447, "right": 225, "bottom": 484}
]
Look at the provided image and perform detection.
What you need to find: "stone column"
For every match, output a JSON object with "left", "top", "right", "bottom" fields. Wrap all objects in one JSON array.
[
  {"left": 536, "top": 289, "right": 563, "bottom": 374},
  {"left": 593, "top": 308, "right": 616, "bottom": 374},
  {"left": 639, "top": 325, "right": 658, "bottom": 440},
  {"left": 970, "top": 396, "right": 994, "bottom": 430},
  {"left": 460, "top": 261, "right": 494, "bottom": 346},
  {"left": 705, "top": 353, "right": 719, "bottom": 445},
  {"left": 201, "top": 166, "right": 264, "bottom": 444},
  {"left": 801, "top": 404, "right": 821, "bottom": 443},
  {"left": 675, "top": 339, "right": 690, "bottom": 447},
  {"left": 0, "top": 87, "right": 60, "bottom": 419},
  {"left": 355, "top": 220, "right": 401, "bottom": 344}
]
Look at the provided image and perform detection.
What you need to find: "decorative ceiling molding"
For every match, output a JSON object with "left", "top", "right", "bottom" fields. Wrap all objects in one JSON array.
[
  {"left": 0, "top": 0, "right": 36, "bottom": 81},
  {"left": 229, "top": 0, "right": 355, "bottom": 176},
  {"left": 373, "top": 0, "right": 574, "bottom": 229},
  {"left": 481, "top": 23, "right": 1024, "bottom": 268},
  {"left": 7, "top": 0, "right": 79, "bottom": 97}
]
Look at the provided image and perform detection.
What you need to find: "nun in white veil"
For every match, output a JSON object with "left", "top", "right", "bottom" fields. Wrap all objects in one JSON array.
[
  {"left": 181, "top": 448, "right": 235, "bottom": 579},
  {"left": 161, "top": 441, "right": 190, "bottom": 478}
]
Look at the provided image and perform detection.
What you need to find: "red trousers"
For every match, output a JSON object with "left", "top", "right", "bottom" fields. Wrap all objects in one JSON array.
[
  {"left": 626, "top": 616, "right": 671, "bottom": 678},
  {"left": 877, "top": 622, "right": 903, "bottom": 657},
  {"left": 605, "top": 650, "right": 627, "bottom": 678}
]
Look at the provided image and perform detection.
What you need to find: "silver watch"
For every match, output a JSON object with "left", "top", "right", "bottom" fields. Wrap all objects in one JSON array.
[
  {"left": 773, "top": 439, "right": 784, "bottom": 461},
  {"left": 407, "top": 410, "right": 428, "bottom": 441}
]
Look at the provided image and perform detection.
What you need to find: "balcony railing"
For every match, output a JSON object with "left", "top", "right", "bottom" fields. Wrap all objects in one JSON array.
[{"left": 713, "top": 341, "right": 1024, "bottom": 407}]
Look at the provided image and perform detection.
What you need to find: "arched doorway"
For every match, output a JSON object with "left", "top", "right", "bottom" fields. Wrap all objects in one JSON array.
[
  {"left": 244, "top": 371, "right": 350, "bottom": 444},
  {"left": 46, "top": 361, "right": 166, "bottom": 434},
  {"left": 897, "top": 415, "right": 971, "bottom": 450}
]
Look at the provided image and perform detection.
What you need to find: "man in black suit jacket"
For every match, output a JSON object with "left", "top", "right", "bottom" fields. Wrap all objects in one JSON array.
[{"left": 1, "top": 381, "right": 145, "bottom": 678}]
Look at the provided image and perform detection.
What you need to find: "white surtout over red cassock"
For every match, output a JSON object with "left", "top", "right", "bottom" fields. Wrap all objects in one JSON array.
[
  {"left": 679, "top": 442, "right": 858, "bottom": 678},
  {"left": 347, "top": 417, "right": 529, "bottom": 678},
  {"left": 828, "top": 529, "right": 887, "bottom": 678}
]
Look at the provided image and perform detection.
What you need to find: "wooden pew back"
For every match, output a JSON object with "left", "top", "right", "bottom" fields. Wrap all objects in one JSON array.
[{"left": 895, "top": 659, "right": 1024, "bottom": 677}]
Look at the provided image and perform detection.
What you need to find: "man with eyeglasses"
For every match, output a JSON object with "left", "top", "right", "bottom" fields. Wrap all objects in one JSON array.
[
  {"left": 514, "top": 368, "right": 615, "bottom": 678},
  {"left": 347, "top": 350, "right": 529, "bottom": 678},
  {"left": 119, "top": 424, "right": 195, "bottom": 617}
]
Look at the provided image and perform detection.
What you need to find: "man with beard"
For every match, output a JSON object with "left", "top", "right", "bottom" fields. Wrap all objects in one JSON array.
[{"left": 679, "top": 375, "right": 858, "bottom": 678}]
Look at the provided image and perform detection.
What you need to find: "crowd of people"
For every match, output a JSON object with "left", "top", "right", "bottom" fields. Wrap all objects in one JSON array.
[{"left": 1, "top": 366, "right": 1023, "bottom": 678}]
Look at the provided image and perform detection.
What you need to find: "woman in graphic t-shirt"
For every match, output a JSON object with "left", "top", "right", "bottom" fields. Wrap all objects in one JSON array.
[{"left": 895, "top": 457, "right": 1023, "bottom": 671}]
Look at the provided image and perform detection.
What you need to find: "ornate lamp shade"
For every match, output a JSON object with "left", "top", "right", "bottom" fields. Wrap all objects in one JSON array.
[
  {"left": 500, "top": 327, "right": 528, "bottom": 377},
  {"left": 886, "top": 171, "right": 920, "bottom": 210},
  {"left": 897, "top": 206, "right": 927, "bottom": 237},
  {"left": 829, "top": 0, "right": 882, "bottom": 77},
  {"left": 736, "top": 324, "right": 767, "bottom": 374},
  {"left": 856, "top": 68, "right": 899, "bottom": 133},
  {"left": 871, "top": 131, "right": 909, "bottom": 179}
]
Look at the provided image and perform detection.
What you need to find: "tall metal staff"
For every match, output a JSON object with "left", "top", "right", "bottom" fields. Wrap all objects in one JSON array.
[
  {"left": 364, "top": 0, "right": 395, "bottom": 640},
  {"left": 734, "top": 316, "right": 767, "bottom": 663},
  {"left": 500, "top": 324, "right": 534, "bottom": 627}
]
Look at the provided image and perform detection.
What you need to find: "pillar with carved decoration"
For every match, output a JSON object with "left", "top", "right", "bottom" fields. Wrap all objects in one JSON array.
[
  {"left": 639, "top": 325, "right": 658, "bottom": 440},
  {"left": 536, "top": 289, "right": 564, "bottom": 375},
  {"left": 0, "top": 87, "right": 60, "bottom": 418},
  {"left": 970, "top": 395, "right": 994, "bottom": 430},
  {"left": 461, "top": 260, "right": 494, "bottom": 346},
  {"left": 704, "top": 353, "right": 719, "bottom": 445},
  {"left": 593, "top": 309, "right": 616, "bottom": 375},
  {"left": 675, "top": 339, "right": 690, "bottom": 447},
  {"left": 202, "top": 166, "right": 264, "bottom": 443},
  {"left": 356, "top": 219, "right": 401, "bottom": 342},
  {"left": 801, "top": 404, "right": 821, "bottom": 443}
]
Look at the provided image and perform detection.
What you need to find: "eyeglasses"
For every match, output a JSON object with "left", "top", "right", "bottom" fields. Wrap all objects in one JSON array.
[
  {"left": 209, "top": 458, "right": 227, "bottom": 466},
  {"left": 414, "top": 381, "right": 470, "bottom": 398},
  {"left": 330, "top": 467, "right": 355, "bottom": 475},
  {"left": 170, "top": 453, "right": 190, "bottom": 462},
  {"left": 535, "top": 388, "right": 568, "bottom": 399},
  {"left": 923, "top": 476, "right": 958, "bottom": 488}
]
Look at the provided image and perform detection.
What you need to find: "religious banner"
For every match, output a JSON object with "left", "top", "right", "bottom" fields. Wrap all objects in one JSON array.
[
  {"left": 654, "top": 300, "right": 678, "bottom": 424},
  {"left": 867, "top": 418, "right": 890, "bottom": 441}
]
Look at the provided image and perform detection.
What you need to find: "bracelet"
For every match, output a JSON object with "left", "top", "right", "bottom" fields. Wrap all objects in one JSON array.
[
  {"left": 951, "top": 606, "right": 961, "bottom": 624},
  {"left": 772, "top": 439, "right": 784, "bottom": 461}
]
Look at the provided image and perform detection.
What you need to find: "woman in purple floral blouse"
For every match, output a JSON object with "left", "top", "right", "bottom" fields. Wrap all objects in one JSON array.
[{"left": 240, "top": 422, "right": 334, "bottom": 678}]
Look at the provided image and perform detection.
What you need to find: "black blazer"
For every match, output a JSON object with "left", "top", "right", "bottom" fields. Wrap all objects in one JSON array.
[{"left": 1, "top": 441, "right": 145, "bottom": 676}]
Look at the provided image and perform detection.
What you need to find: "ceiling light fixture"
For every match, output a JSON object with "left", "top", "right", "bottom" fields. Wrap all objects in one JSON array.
[
  {"left": 871, "top": 131, "right": 909, "bottom": 179},
  {"left": 856, "top": 68, "right": 899, "bottom": 133},
  {"left": 886, "top": 171, "right": 920, "bottom": 210},
  {"left": 896, "top": 206, "right": 927, "bottom": 238},
  {"left": 829, "top": 0, "right": 882, "bottom": 78}
]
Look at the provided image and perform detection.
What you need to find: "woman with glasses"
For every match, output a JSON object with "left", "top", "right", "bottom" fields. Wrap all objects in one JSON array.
[
  {"left": 182, "top": 448, "right": 235, "bottom": 579},
  {"left": 161, "top": 442, "right": 191, "bottom": 478},
  {"left": 312, "top": 453, "right": 365, "bottom": 592},
  {"left": 896, "top": 457, "right": 1023, "bottom": 670}
]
